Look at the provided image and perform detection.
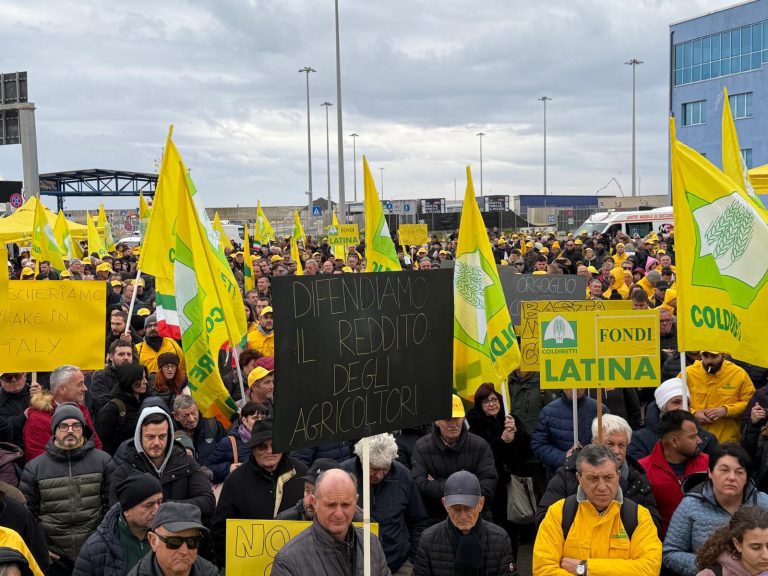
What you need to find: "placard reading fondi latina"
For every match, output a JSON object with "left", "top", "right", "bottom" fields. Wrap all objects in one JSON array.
[
  {"left": 538, "top": 309, "right": 660, "bottom": 389},
  {"left": 271, "top": 270, "right": 453, "bottom": 452}
]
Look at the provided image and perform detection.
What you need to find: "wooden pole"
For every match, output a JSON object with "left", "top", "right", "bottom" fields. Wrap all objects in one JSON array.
[{"left": 596, "top": 390, "right": 604, "bottom": 444}]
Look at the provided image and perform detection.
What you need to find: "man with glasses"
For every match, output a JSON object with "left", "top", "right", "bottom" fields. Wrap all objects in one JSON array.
[
  {"left": 75, "top": 473, "right": 164, "bottom": 576},
  {"left": 512, "top": 259, "right": 526, "bottom": 274},
  {"left": 0, "top": 373, "right": 41, "bottom": 450},
  {"left": 20, "top": 404, "right": 114, "bottom": 576},
  {"left": 561, "top": 239, "right": 582, "bottom": 273},
  {"left": 129, "top": 502, "right": 217, "bottom": 576},
  {"left": 135, "top": 315, "right": 186, "bottom": 378}
]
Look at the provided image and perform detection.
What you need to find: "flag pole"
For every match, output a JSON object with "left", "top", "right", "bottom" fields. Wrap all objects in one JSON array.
[
  {"left": 596, "top": 390, "right": 603, "bottom": 444},
  {"left": 572, "top": 389, "right": 579, "bottom": 449},
  {"left": 362, "top": 436, "right": 371, "bottom": 576},
  {"left": 680, "top": 351, "right": 689, "bottom": 411},
  {"left": 232, "top": 346, "right": 247, "bottom": 406},
  {"left": 125, "top": 268, "right": 142, "bottom": 333}
]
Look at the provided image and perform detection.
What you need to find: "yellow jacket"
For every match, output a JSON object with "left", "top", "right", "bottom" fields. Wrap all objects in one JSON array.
[
  {"left": 0, "top": 526, "right": 45, "bottom": 576},
  {"left": 686, "top": 359, "right": 755, "bottom": 443},
  {"left": 637, "top": 276, "right": 655, "bottom": 299},
  {"left": 613, "top": 251, "right": 629, "bottom": 267},
  {"left": 136, "top": 338, "right": 187, "bottom": 376},
  {"left": 533, "top": 497, "right": 661, "bottom": 576},
  {"left": 247, "top": 327, "right": 274, "bottom": 357}
]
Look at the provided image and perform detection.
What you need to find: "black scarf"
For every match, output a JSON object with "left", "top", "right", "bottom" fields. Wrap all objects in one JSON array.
[
  {"left": 145, "top": 336, "right": 165, "bottom": 352},
  {"left": 448, "top": 519, "right": 485, "bottom": 576}
]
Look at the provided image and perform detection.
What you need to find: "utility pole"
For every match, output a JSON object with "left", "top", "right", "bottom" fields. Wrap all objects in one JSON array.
[
  {"left": 321, "top": 102, "right": 333, "bottom": 227},
  {"left": 625, "top": 58, "right": 643, "bottom": 197},
  {"left": 299, "top": 67, "right": 315, "bottom": 232},
  {"left": 538, "top": 96, "right": 552, "bottom": 207},
  {"left": 334, "top": 0, "right": 347, "bottom": 221}
]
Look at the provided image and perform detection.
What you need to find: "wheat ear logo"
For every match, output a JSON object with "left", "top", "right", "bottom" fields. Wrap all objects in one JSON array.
[{"left": 542, "top": 315, "right": 578, "bottom": 349}]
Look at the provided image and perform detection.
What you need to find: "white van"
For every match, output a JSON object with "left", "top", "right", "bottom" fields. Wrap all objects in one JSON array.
[
  {"left": 220, "top": 222, "right": 245, "bottom": 245},
  {"left": 575, "top": 207, "right": 674, "bottom": 238}
]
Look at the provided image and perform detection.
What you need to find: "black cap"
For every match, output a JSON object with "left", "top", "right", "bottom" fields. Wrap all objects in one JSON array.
[
  {"left": 655, "top": 281, "right": 669, "bottom": 290},
  {"left": 300, "top": 458, "right": 341, "bottom": 484},
  {"left": 244, "top": 421, "right": 274, "bottom": 449},
  {"left": 152, "top": 502, "right": 209, "bottom": 534},
  {"left": 115, "top": 473, "right": 163, "bottom": 511}
]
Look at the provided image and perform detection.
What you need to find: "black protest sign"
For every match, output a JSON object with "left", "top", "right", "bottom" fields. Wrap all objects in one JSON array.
[
  {"left": 498, "top": 270, "right": 586, "bottom": 325},
  {"left": 271, "top": 269, "right": 454, "bottom": 452}
]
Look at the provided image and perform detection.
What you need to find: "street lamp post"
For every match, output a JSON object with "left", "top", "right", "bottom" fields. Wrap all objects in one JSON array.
[
  {"left": 334, "top": 0, "right": 346, "bottom": 221},
  {"left": 538, "top": 96, "right": 552, "bottom": 207},
  {"left": 476, "top": 132, "right": 485, "bottom": 197},
  {"left": 350, "top": 133, "right": 358, "bottom": 202},
  {"left": 299, "top": 67, "right": 315, "bottom": 232},
  {"left": 380, "top": 167, "right": 385, "bottom": 200},
  {"left": 321, "top": 102, "right": 333, "bottom": 226},
  {"left": 625, "top": 58, "right": 643, "bottom": 197}
]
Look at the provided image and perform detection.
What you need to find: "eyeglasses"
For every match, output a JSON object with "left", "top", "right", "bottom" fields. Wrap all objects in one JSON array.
[
  {"left": 481, "top": 397, "right": 500, "bottom": 406},
  {"left": 145, "top": 323, "right": 158, "bottom": 329},
  {"left": 0, "top": 373, "right": 23, "bottom": 382},
  {"left": 57, "top": 422, "right": 83, "bottom": 432},
  {"left": 153, "top": 533, "right": 202, "bottom": 550}
]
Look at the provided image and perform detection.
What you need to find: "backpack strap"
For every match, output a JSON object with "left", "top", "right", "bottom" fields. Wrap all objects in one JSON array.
[
  {"left": 229, "top": 436, "right": 238, "bottom": 465},
  {"left": 100, "top": 398, "right": 127, "bottom": 427},
  {"left": 561, "top": 495, "right": 638, "bottom": 540}
]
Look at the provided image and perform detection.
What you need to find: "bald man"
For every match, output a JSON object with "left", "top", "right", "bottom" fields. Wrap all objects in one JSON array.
[{"left": 272, "top": 469, "right": 391, "bottom": 575}]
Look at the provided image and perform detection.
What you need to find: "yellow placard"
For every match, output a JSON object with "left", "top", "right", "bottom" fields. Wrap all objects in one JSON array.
[
  {"left": 519, "top": 300, "right": 633, "bottom": 371},
  {"left": 226, "top": 519, "right": 378, "bottom": 575},
  {"left": 398, "top": 224, "right": 428, "bottom": 247},
  {"left": 0, "top": 281, "right": 107, "bottom": 371},
  {"left": 327, "top": 224, "right": 360, "bottom": 247},
  {"left": 538, "top": 309, "right": 660, "bottom": 389}
]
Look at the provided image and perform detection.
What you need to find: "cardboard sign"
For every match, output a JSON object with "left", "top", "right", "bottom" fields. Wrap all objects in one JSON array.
[
  {"left": 0, "top": 281, "right": 107, "bottom": 371},
  {"left": 519, "top": 300, "right": 633, "bottom": 371},
  {"left": 539, "top": 309, "right": 660, "bottom": 389},
  {"left": 271, "top": 270, "right": 453, "bottom": 451},
  {"left": 498, "top": 270, "right": 587, "bottom": 325},
  {"left": 327, "top": 224, "right": 360, "bottom": 247},
  {"left": 226, "top": 519, "right": 378, "bottom": 574},
  {"left": 398, "top": 224, "right": 428, "bottom": 247}
]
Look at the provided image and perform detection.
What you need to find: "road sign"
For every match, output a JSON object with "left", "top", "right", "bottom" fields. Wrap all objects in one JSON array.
[
  {"left": 384, "top": 201, "right": 393, "bottom": 210},
  {"left": 403, "top": 203, "right": 411, "bottom": 213},
  {"left": 124, "top": 219, "right": 134, "bottom": 233},
  {"left": 547, "top": 214, "right": 556, "bottom": 224},
  {"left": 9, "top": 193, "right": 23, "bottom": 208},
  {"left": 312, "top": 206, "right": 322, "bottom": 216}
]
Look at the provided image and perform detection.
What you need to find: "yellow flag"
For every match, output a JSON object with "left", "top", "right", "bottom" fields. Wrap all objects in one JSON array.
[
  {"left": 213, "top": 212, "right": 234, "bottom": 251},
  {"left": 174, "top": 165, "right": 247, "bottom": 425},
  {"left": 31, "top": 198, "right": 66, "bottom": 273},
  {"left": 363, "top": 157, "right": 400, "bottom": 272},
  {"left": 242, "top": 223, "right": 256, "bottom": 290},
  {"left": 0, "top": 245, "right": 8, "bottom": 305},
  {"left": 138, "top": 127, "right": 184, "bottom": 338},
  {"left": 256, "top": 201, "right": 275, "bottom": 245},
  {"left": 453, "top": 166, "right": 520, "bottom": 401},
  {"left": 86, "top": 212, "right": 109, "bottom": 259},
  {"left": 721, "top": 87, "right": 757, "bottom": 201},
  {"left": 292, "top": 210, "right": 306, "bottom": 246},
  {"left": 139, "top": 191, "right": 152, "bottom": 240},
  {"left": 331, "top": 211, "right": 345, "bottom": 260},
  {"left": 98, "top": 203, "right": 116, "bottom": 252},
  {"left": 671, "top": 117, "right": 768, "bottom": 365},
  {"left": 54, "top": 210, "right": 78, "bottom": 260}
]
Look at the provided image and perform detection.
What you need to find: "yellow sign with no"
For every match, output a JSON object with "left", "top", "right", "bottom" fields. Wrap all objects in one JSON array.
[
  {"left": 0, "top": 281, "right": 107, "bottom": 371},
  {"left": 538, "top": 309, "right": 660, "bottom": 389},
  {"left": 227, "top": 519, "right": 378, "bottom": 575}
]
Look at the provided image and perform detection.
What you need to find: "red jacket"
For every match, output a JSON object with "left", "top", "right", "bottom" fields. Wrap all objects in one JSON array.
[
  {"left": 22, "top": 392, "right": 102, "bottom": 461},
  {"left": 638, "top": 440, "right": 709, "bottom": 536}
]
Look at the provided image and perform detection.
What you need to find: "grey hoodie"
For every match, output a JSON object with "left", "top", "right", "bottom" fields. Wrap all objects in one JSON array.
[{"left": 133, "top": 406, "right": 175, "bottom": 474}]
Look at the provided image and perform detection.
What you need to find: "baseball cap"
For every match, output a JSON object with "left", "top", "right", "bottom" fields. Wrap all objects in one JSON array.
[
  {"left": 270, "top": 255, "right": 284, "bottom": 263},
  {"left": 152, "top": 502, "right": 209, "bottom": 534},
  {"left": 444, "top": 470, "right": 481, "bottom": 507},
  {"left": 451, "top": 394, "right": 465, "bottom": 418},
  {"left": 300, "top": 458, "right": 340, "bottom": 484},
  {"left": 247, "top": 366, "right": 273, "bottom": 387},
  {"left": 260, "top": 306, "right": 273, "bottom": 317}
]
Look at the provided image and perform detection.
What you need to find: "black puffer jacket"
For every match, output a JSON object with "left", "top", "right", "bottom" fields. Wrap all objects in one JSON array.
[
  {"left": 414, "top": 518, "right": 514, "bottom": 576},
  {"left": 20, "top": 437, "right": 114, "bottom": 561},
  {"left": 0, "top": 386, "right": 30, "bottom": 449},
  {"left": 97, "top": 364, "right": 148, "bottom": 455},
  {"left": 534, "top": 450, "right": 661, "bottom": 533},
  {"left": 73, "top": 503, "right": 132, "bottom": 576},
  {"left": 411, "top": 426, "right": 498, "bottom": 523}
]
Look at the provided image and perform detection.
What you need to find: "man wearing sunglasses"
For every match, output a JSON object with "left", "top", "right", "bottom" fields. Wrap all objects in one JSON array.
[
  {"left": 129, "top": 502, "right": 217, "bottom": 576},
  {"left": 0, "top": 372, "right": 41, "bottom": 450},
  {"left": 20, "top": 404, "right": 114, "bottom": 576}
]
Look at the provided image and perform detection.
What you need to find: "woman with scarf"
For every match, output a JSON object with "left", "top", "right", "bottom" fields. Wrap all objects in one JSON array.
[
  {"left": 206, "top": 402, "right": 268, "bottom": 484},
  {"left": 96, "top": 363, "right": 149, "bottom": 455},
  {"left": 466, "top": 383, "right": 531, "bottom": 564}
]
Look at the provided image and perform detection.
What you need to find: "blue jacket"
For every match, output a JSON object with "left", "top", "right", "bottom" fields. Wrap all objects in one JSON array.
[
  {"left": 531, "top": 394, "right": 606, "bottom": 474},
  {"left": 341, "top": 457, "right": 428, "bottom": 573},
  {"left": 290, "top": 442, "right": 353, "bottom": 466},
  {"left": 73, "top": 503, "right": 131, "bottom": 576},
  {"left": 207, "top": 433, "right": 251, "bottom": 484},
  {"left": 663, "top": 474, "right": 768, "bottom": 576}
]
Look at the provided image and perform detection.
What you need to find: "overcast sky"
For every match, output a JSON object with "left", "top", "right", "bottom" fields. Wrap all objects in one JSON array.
[{"left": 0, "top": 0, "right": 735, "bottom": 210}]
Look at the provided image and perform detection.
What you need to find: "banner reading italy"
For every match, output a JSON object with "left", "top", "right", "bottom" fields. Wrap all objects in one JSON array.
[
  {"left": 453, "top": 166, "right": 520, "bottom": 401},
  {"left": 174, "top": 166, "right": 248, "bottom": 425},
  {"left": 363, "top": 156, "right": 400, "bottom": 272},
  {"left": 671, "top": 118, "right": 768, "bottom": 366}
]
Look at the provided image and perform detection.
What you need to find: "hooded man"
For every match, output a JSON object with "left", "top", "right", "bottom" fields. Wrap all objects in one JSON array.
[
  {"left": 135, "top": 315, "right": 186, "bottom": 377},
  {"left": 20, "top": 404, "right": 115, "bottom": 575},
  {"left": 109, "top": 407, "right": 215, "bottom": 522}
]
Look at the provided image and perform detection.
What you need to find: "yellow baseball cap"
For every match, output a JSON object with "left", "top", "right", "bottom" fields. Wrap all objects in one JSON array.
[
  {"left": 21, "top": 268, "right": 34, "bottom": 277},
  {"left": 451, "top": 394, "right": 465, "bottom": 418},
  {"left": 587, "top": 266, "right": 599, "bottom": 274},
  {"left": 82, "top": 257, "right": 92, "bottom": 264},
  {"left": 532, "top": 270, "right": 548, "bottom": 275},
  {"left": 270, "top": 255, "right": 284, "bottom": 263},
  {"left": 260, "top": 306, "right": 273, "bottom": 317},
  {"left": 136, "top": 308, "right": 151, "bottom": 317},
  {"left": 60, "top": 270, "right": 72, "bottom": 278},
  {"left": 574, "top": 239, "right": 583, "bottom": 245},
  {"left": 110, "top": 280, "right": 122, "bottom": 287},
  {"left": 131, "top": 278, "right": 145, "bottom": 287},
  {"left": 247, "top": 366, "right": 274, "bottom": 386},
  {"left": 342, "top": 266, "right": 353, "bottom": 273},
  {"left": 96, "top": 262, "right": 113, "bottom": 273}
]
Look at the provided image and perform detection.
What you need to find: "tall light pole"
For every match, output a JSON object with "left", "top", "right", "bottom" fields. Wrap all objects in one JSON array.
[
  {"left": 334, "top": 0, "right": 347, "bottom": 221},
  {"left": 321, "top": 102, "right": 333, "bottom": 226},
  {"left": 350, "top": 133, "right": 359, "bottom": 202},
  {"left": 625, "top": 58, "right": 643, "bottom": 197},
  {"left": 538, "top": 96, "right": 552, "bottom": 207},
  {"left": 476, "top": 132, "right": 485, "bottom": 197},
  {"left": 380, "top": 167, "right": 385, "bottom": 201},
  {"left": 299, "top": 67, "right": 315, "bottom": 231}
]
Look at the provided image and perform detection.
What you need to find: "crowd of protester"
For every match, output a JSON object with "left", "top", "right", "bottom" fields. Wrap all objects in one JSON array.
[{"left": 0, "top": 224, "right": 766, "bottom": 576}]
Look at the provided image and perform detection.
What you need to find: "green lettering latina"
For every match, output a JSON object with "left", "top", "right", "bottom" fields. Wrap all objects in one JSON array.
[{"left": 545, "top": 357, "right": 657, "bottom": 384}]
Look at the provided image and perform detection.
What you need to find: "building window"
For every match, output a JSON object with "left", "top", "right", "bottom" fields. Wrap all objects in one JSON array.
[
  {"left": 683, "top": 100, "right": 707, "bottom": 126},
  {"left": 729, "top": 92, "right": 753, "bottom": 118},
  {"left": 674, "top": 20, "right": 765, "bottom": 86},
  {"left": 741, "top": 148, "right": 753, "bottom": 169}
]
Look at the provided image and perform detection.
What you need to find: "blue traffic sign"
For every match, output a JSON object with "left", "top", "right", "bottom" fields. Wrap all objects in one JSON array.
[
  {"left": 384, "top": 201, "right": 393, "bottom": 210},
  {"left": 403, "top": 203, "right": 411, "bottom": 212},
  {"left": 312, "top": 206, "right": 322, "bottom": 216}
]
